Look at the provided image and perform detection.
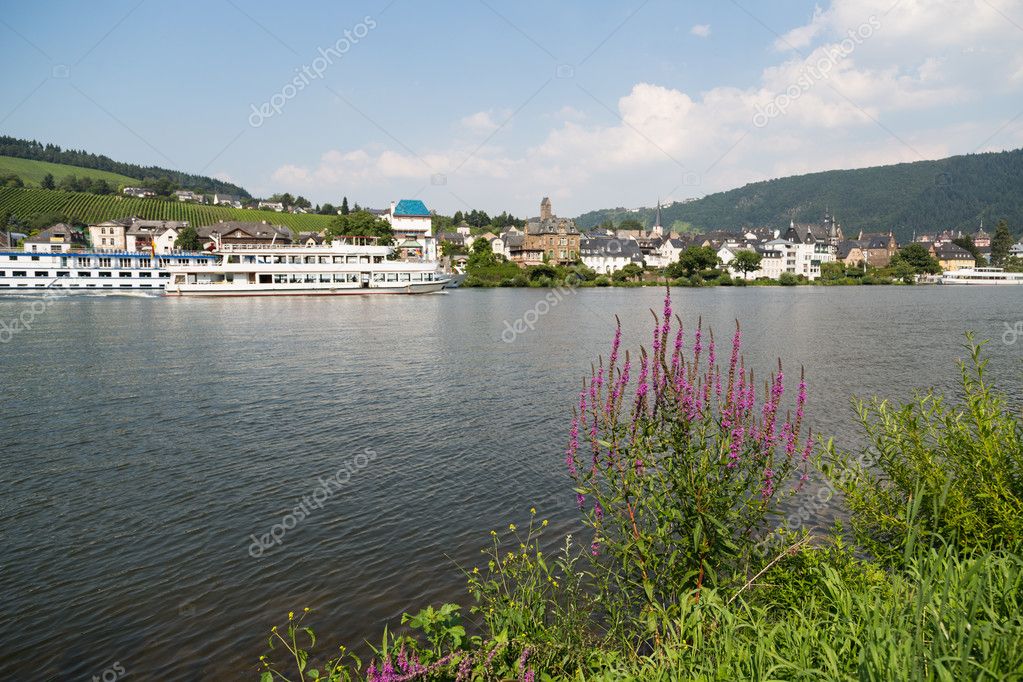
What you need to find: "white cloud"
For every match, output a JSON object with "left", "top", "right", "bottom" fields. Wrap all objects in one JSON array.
[
  {"left": 460, "top": 110, "right": 501, "bottom": 133},
  {"left": 690, "top": 23, "right": 711, "bottom": 37}
]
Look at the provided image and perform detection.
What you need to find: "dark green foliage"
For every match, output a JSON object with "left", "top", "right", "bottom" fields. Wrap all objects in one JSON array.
[
  {"left": 174, "top": 225, "right": 203, "bottom": 251},
  {"left": 991, "top": 219, "right": 1014, "bottom": 265},
  {"left": 576, "top": 148, "right": 1023, "bottom": 244},
  {"left": 890, "top": 242, "right": 942, "bottom": 274},
  {"left": 325, "top": 210, "right": 394, "bottom": 243}
]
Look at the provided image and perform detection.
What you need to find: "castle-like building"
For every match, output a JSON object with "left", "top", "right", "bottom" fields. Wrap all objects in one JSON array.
[{"left": 507, "top": 197, "right": 581, "bottom": 266}]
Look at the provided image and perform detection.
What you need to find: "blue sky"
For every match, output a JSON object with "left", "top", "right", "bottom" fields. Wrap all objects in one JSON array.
[{"left": 2, "top": 0, "right": 1022, "bottom": 217}]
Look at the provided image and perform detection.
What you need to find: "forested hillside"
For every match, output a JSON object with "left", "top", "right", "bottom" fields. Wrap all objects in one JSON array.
[{"left": 577, "top": 148, "right": 1023, "bottom": 242}]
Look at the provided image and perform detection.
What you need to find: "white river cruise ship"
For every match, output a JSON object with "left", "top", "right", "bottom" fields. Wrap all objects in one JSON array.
[
  {"left": 939, "top": 266, "right": 1023, "bottom": 285},
  {"left": 0, "top": 248, "right": 217, "bottom": 293},
  {"left": 164, "top": 237, "right": 450, "bottom": 296}
]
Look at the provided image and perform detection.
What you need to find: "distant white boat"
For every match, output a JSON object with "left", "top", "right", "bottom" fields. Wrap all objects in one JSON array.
[
  {"left": 939, "top": 267, "right": 1023, "bottom": 285},
  {"left": 164, "top": 237, "right": 449, "bottom": 296}
]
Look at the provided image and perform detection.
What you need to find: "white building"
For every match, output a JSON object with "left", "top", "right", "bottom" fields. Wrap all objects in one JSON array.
[
  {"left": 383, "top": 200, "right": 436, "bottom": 260},
  {"left": 123, "top": 187, "right": 156, "bottom": 198},
  {"left": 648, "top": 238, "right": 686, "bottom": 268},
  {"left": 755, "top": 239, "right": 834, "bottom": 281},
  {"left": 212, "top": 193, "right": 243, "bottom": 208},
  {"left": 175, "top": 190, "right": 203, "bottom": 203},
  {"left": 579, "top": 237, "right": 644, "bottom": 274},
  {"left": 258, "top": 201, "right": 286, "bottom": 212}
]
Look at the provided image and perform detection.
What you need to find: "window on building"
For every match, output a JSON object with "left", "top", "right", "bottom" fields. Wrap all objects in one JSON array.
[
  {"left": 99, "top": 272, "right": 112, "bottom": 278},
  {"left": 34, "top": 271, "right": 48, "bottom": 277},
  {"left": 99, "top": 257, "right": 112, "bottom": 268},
  {"left": 119, "top": 272, "right": 132, "bottom": 278}
]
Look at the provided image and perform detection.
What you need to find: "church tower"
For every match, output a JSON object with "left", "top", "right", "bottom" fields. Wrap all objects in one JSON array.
[
  {"left": 540, "top": 197, "right": 552, "bottom": 221},
  {"left": 651, "top": 199, "right": 663, "bottom": 237}
]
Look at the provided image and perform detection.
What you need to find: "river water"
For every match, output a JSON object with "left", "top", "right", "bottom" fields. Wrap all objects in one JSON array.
[{"left": 1, "top": 286, "right": 1020, "bottom": 680}]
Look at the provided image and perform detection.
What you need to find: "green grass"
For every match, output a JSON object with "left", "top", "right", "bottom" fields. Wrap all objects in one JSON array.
[
  {"left": 0, "top": 155, "right": 138, "bottom": 187},
  {"left": 0, "top": 186, "right": 337, "bottom": 232}
]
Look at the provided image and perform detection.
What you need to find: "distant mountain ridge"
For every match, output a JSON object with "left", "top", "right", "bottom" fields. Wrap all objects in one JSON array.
[
  {"left": 576, "top": 148, "right": 1023, "bottom": 243},
  {"left": 0, "top": 135, "right": 250, "bottom": 198}
]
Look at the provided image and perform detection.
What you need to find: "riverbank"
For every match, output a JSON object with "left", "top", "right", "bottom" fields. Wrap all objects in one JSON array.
[{"left": 258, "top": 292, "right": 1023, "bottom": 681}]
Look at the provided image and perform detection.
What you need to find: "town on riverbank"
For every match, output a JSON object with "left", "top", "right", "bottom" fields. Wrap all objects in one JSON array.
[{"left": 3, "top": 194, "right": 1022, "bottom": 292}]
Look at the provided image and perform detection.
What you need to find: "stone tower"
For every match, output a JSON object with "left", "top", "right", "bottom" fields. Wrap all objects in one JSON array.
[
  {"left": 651, "top": 200, "right": 663, "bottom": 237},
  {"left": 540, "top": 197, "right": 552, "bottom": 221}
]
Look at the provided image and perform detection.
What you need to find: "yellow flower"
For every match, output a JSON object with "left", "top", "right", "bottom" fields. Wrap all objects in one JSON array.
[
  {"left": 509, "top": 523, "right": 517, "bottom": 531},
  {"left": 472, "top": 566, "right": 479, "bottom": 574},
  {"left": 490, "top": 530, "right": 497, "bottom": 536},
  {"left": 542, "top": 519, "right": 549, "bottom": 527},
  {"left": 530, "top": 507, "right": 536, "bottom": 515},
  {"left": 288, "top": 611, "right": 294, "bottom": 620},
  {"left": 303, "top": 607, "right": 310, "bottom": 612}
]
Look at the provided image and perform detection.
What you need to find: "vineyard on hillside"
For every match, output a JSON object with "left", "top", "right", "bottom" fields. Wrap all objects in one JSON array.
[{"left": 0, "top": 187, "right": 336, "bottom": 233}]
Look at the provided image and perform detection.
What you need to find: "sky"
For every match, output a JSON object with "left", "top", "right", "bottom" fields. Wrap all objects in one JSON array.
[{"left": 1, "top": 0, "right": 1022, "bottom": 217}]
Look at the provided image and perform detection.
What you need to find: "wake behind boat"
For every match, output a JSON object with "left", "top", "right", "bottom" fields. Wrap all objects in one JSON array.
[{"left": 164, "top": 236, "right": 450, "bottom": 296}]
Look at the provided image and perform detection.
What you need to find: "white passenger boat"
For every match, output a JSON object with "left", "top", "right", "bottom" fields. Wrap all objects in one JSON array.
[
  {"left": 0, "top": 248, "right": 217, "bottom": 293},
  {"left": 939, "top": 267, "right": 1023, "bottom": 285},
  {"left": 163, "top": 237, "right": 450, "bottom": 296}
]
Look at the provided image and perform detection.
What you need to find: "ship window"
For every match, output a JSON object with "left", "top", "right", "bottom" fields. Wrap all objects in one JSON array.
[
  {"left": 120, "top": 284, "right": 132, "bottom": 288},
  {"left": 99, "top": 272, "right": 112, "bottom": 278},
  {"left": 373, "top": 273, "right": 385, "bottom": 282},
  {"left": 273, "top": 275, "right": 287, "bottom": 284},
  {"left": 12, "top": 271, "right": 26, "bottom": 277},
  {"left": 31, "top": 255, "right": 40, "bottom": 261},
  {"left": 411, "top": 273, "right": 422, "bottom": 281},
  {"left": 139, "top": 272, "right": 152, "bottom": 278},
  {"left": 7, "top": 256, "right": 16, "bottom": 261},
  {"left": 99, "top": 257, "right": 112, "bottom": 268},
  {"left": 102, "top": 283, "right": 112, "bottom": 288},
  {"left": 347, "top": 256, "right": 358, "bottom": 263},
  {"left": 374, "top": 256, "right": 383, "bottom": 263},
  {"left": 86, "top": 284, "right": 96, "bottom": 288},
  {"left": 35, "top": 271, "right": 48, "bottom": 277},
  {"left": 56, "top": 271, "right": 70, "bottom": 277},
  {"left": 333, "top": 256, "right": 344, "bottom": 264},
  {"left": 259, "top": 274, "right": 272, "bottom": 284},
  {"left": 386, "top": 273, "right": 398, "bottom": 282},
  {"left": 139, "top": 259, "right": 151, "bottom": 268},
  {"left": 0, "top": 283, "right": 8, "bottom": 287},
  {"left": 399, "top": 273, "right": 410, "bottom": 282},
  {"left": 289, "top": 274, "right": 302, "bottom": 283},
  {"left": 305, "top": 256, "right": 316, "bottom": 264},
  {"left": 159, "top": 272, "right": 170, "bottom": 278},
  {"left": 119, "top": 258, "right": 132, "bottom": 268},
  {"left": 319, "top": 256, "right": 330, "bottom": 264},
  {"left": 302, "top": 273, "right": 314, "bottom": 283},
  {"left": 140, "top": 284, "right": 152, "bottom": 288},
  {"left": 79, "top": 272, "right": 91, "bottom": 277},
  {"left": 119, "top": 272, "right": 132, "bottom": 278},
  {"left": 319, "top": 274, "right": 331, "bottom": 283}
]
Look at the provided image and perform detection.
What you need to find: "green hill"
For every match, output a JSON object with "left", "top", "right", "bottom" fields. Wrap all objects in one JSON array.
[
  {"left": 576, "top": 148, "right": 1023, "bottom": 243},
  {"left": 0, "top": 186, "right": 336, "bottom": 233},
  {"left": 0, "top": 135, "right": 250, "bottom": 197},
  {"left": 0, "top": 155, "right": 138, "bottom": 188}
]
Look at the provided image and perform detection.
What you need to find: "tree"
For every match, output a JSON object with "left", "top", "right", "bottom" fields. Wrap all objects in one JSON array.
[
  {"left": 467, "top": 236, "right": 498, "bottom": 268},
  {"left": 1, "top": 174, "right": 24, "bottom": 188},
  {"left": 990, "top": 219, "right": 1014, "bottom": 266},
  {"left": 618, "top": 218, "right": 643, "bottom": 232},
  {"left": 820, "top": 261, "right": 847, "bottom": 281},
  {"left": 293, "top": 195, "right": 312, "bottom": 209},
  {"left": 340, "top": 197, "right": 349, "bottom": 215},
  {"left": 319, "top": 203, "right": 336, "bottom": 215},
  {"left": 326, "top": 210, "right": 393, "bottom": 243},
  {"left": 668, "top": 245, "right": 719, "bottom": 278},
  {"left": 890, "top": 243, "right": 941, "bottom": 274},
  {"left": 174, "top": 225, "right": 203, "bottom": 251},
  {"left": 729, "top": 250, "right": 762, "bottom": 280},
  {"left": 40, "top": 173, "right": 55, "bottom": 189}
]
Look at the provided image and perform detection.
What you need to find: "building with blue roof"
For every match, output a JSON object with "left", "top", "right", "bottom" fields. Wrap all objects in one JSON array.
[{"left": 385, "top": 199, "right": 435, "bottom": 261}]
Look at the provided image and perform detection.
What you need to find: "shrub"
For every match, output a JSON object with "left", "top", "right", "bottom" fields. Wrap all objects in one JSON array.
[
  {"left": 778, "top": 272, "right": 800, "bottom": 286},
  {"left": 824, "top": 336, "right": 1023, "bottom": 563},
  {"left": 595, "top": 276, "right": 611, "bottom": 287},
  {"left": 568, "top": 292, "right": 813, "bottom": 642}
]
